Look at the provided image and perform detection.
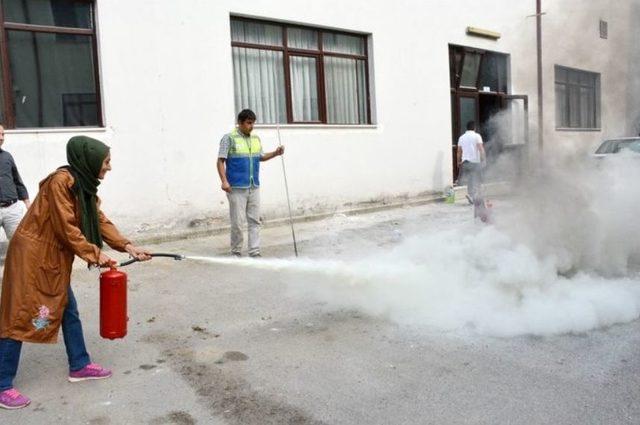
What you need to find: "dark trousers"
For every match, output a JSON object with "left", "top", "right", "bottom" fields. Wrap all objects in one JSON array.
[{"left": 0, "top": 286, "right": 90, "bottom": 391}]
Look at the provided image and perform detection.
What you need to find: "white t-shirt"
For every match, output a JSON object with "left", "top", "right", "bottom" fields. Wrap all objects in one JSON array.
[{"left": 457, "top": 130, "right": 483, "bottom": 163}]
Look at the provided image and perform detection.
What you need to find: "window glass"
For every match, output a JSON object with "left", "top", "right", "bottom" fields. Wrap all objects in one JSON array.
[
  {"left": 230, "top": 19, "right": 371, "bottom": 124},
  {"left": 451, "top": 49, "right": 463, "bottom": 88},
  {"left": 596, "top": 140, "right": 640, "bottom": 154},
  {"left": 496, "top": 55, "right": 507, "bottom": 93},
  {"left": 290, "top": 56, "right": 319, "bottom": 122},
  {"left": 568, "top": 70, "right": 580, "bottom": 84},
  {"left": 356, "top": 59, "right": 368, "bottom": 123},
  {"left": 7, "top": 31, "right": 98, "bottom": 127},
  {"left": 3, "top": 0, "right": 92, "bottom": 28},
  {"left": 322, "top": 33, "right": 364, "bottom": 55},
  {"left": 555, "top": 66, "right": 599, "bottom": 129},
  {"left": 579, "top": 72, "right": 594, "bottom": 86},
  {"left": 595, "top": 140, "right": 616, "bottom": 154},
  {"left": 287, "top": 27, "right": 318, "bottom": 50},
  {"left": 555, "top": 67, "right": 567, "bottom": 83},
  {"left": 324, "top": 56, "right": 367, "bottom": 124},
  {"left": 460, "top": 52, "right": 481, "bottom": 88},
  {"left": 555, "top": 83, "right": 567, "bottom": 128},
  {"left": 231, "top": 19, "right": 283, "bottom": 46},
  {"left": 580, "top": 87, "right": 594, "bottom": 128},
  {"left": 232, "top": 47, "right": 286, "bottom": 124},
  {"left": 568, "top": 85, "right": 580, "bottom": 127},
  {"left": 478, "top": 54, "right": 498, "bottom": 92},
  {"left": 459, "top": 97, "right": 476, "bottom": 136}
]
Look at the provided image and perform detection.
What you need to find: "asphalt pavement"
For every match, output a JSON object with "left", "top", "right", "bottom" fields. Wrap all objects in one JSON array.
[{"left": 2, "top": 199, "right": 639, "bottom": 424}]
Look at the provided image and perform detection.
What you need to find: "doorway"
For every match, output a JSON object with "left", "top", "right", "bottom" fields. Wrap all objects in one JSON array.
[{"left": 449, "top": 45, "right": 528, "bottom": 182}]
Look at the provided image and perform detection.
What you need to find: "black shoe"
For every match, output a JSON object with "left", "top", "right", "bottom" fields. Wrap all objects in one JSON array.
[
  {"left": 465, "top": 194, "right": 474, "bottom": 205},
  {"left": 249, "top": 253, "right": 262, "bottom": 258},
  {"left": 231, "top": 252, "right": 242, "bottom": 257}
]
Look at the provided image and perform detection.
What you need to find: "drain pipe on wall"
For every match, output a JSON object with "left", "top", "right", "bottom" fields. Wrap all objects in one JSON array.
[{"left": 536, "top": 0, "right": 544, "bottom": 153}]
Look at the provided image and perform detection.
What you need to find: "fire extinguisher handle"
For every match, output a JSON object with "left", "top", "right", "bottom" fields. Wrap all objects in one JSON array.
[
  {"left": 118, "top": 258, "right": 139, "bottom": 267},
  {"left": 118, "top": 253, "right": 185, "bottom": 268}
]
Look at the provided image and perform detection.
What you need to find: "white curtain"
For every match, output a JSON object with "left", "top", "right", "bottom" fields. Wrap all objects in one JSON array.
[
  {"left": 324, "top": 57, "right": 367, "bottom": 124},
  {"left": 579, "top": 87, "right": 595, "bottom": 128},
  {"left": 322, "top": 33, "right": 364, "bottom": 55},
  {"left": 231, "top": 20, "right": 282, "bottom": 46},
  {"left": 555, "top": 83, "right": 567, "bottom": 127},
  {"left": 287, "top": 28, "right": 317, "bottom": 50},
  {"left": 231, "top": 19, "right": 369, "bottom": 124},
  {"left": 290, "top": 56, "right": 319, "bottom": 122},
  {"left": 232, "top": 47, "right": 286, "bottom": 123}
]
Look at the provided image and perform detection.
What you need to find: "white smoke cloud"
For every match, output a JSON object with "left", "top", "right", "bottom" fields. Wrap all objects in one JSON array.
[{"left": 281, "top": 152, "right": 640, "bottom": 337}]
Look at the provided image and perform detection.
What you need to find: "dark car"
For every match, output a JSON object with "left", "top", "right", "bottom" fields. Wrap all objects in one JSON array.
[{"left": 594, "top": 137, "right": 640, "bottom": 157}]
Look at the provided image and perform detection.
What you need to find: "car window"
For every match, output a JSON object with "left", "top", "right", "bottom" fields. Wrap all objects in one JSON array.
[
  {"left": 624, "top": 141, "right": 640, "bottom": 153},
  {"left": 596, "top": 139, "right": 640, "bottom": 154},
  {"left": 596, "top": 140, "right": 616, "bottom": 154}
]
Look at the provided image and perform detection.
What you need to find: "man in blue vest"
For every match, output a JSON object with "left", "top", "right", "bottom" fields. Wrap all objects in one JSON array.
[{"left": 217, "top": 109, "right": 284, "bottom": 257}]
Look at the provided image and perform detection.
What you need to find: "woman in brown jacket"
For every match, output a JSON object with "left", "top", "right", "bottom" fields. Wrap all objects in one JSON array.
[{"left": 0, "top": 136, "right": 150, "bottom": 409}]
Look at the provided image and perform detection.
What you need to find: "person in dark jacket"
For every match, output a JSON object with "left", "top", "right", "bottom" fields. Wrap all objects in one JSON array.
[{"left": 0, "top": 125, "right": 30, "bottom": 239}]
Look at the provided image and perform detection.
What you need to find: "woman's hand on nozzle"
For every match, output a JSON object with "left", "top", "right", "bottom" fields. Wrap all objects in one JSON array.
[
  {"left": 98, "top": 252, "right": 117, "bottom": 268},
  {"left": 125, "top": 244, "right": 152, "bottom": 262}
]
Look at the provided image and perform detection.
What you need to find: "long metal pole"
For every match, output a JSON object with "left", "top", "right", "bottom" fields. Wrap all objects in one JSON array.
[
  {"left": 536, "top": 0, "right": 544, "bottom": 152},
  {"left": 276, "top": 124, "right": 299, "bottom": 257}
]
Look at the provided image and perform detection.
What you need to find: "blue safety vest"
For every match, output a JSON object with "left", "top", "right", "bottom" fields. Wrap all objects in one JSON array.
[{"left": 225, "top": 128, "right": 262, "bottom": 188}]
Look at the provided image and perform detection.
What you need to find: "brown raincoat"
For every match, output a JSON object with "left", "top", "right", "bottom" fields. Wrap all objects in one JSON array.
[{"left": 0, "top": 169, "right": 129, "bottom": 343}]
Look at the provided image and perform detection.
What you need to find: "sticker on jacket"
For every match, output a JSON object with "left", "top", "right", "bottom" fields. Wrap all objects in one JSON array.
[{"left": 32, "top": 305, "right": 51, "bottom": 330}]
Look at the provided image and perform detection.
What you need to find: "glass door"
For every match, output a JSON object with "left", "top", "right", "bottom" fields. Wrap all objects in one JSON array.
[{"left": 453, "top": 92, "right": 479, "bottom": 181}]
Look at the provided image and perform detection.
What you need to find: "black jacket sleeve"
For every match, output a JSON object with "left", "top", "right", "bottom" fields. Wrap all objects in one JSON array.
[{"left": 9, "top": 154, "right": 29, "bottom": 200}]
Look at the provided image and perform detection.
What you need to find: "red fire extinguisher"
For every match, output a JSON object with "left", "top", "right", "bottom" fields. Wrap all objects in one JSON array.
[
  {"left": 99, "top": 253, "right": 184, "bottom": 340},
  {"left": 100, "top": 267, "right": 128, "bottom": 340}
]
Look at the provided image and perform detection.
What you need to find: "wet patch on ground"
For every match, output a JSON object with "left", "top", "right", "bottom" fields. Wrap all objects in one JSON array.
[
  {"left": 88, "top": 416, "right": 111, "bottom": 425},
  {"left": 149, "top": 410, "right": 196, "bottom": 425},
  {"left": 143, "top": 332, "right": 326, "bottom": 425},
  {"left": 223, "top": 351, "right": 249, "bottom": 361},
  {"left": 139, "top": 364, "right": 158, "bottom": 370}
]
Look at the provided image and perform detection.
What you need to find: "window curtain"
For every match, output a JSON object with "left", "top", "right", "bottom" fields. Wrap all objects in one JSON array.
[
  {"left": 231, "top": 20, "right": 286, "bottom": 123},
  {"left": 230, "top": 20, "right": 282, "bottom": 46},
  {"left": 287, "top": 28, "right": 317, "bottom": 50},
  {"left": 555, "top": 83, "right": 568, "bottom": 127},
  {"left": 554, "top": 66, "right": 599, "bottom": 129},
  {"left": 230, "top": 19, "right": 369, "bottom": 125},
  {"left": 232, "top": 47, "right": 286, "bottom": 124},
  {"left": 322, "top": 33, "right": 364, "bottom": 55},
  {"left": 289, "top": 56, "right": 319, "bottom": 122},
  {"left": 324, "top": 57, "right": 367, "bottom": 124}
]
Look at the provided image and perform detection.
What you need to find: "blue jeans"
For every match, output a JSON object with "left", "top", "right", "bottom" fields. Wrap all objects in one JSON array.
[{"left": 0, "top": 286, "right": 90, "bottom": 391}]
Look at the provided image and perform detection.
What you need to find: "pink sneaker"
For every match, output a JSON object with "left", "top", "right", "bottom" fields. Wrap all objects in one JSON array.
[
  {"left": 68, "top": 363, "right": 112, "bottom": 382},
  {"left": 0, "top": 388, "right": 31, "bottom": 409}
]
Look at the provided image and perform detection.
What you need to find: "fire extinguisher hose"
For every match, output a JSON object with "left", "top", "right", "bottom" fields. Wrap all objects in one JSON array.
[{"left": 118, "top": 253, "right": 185, "bottom": 267}]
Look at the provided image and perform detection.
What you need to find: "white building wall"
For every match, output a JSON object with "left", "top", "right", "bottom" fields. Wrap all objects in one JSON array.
[
  {"left": 2, "top": 0, "right": 637, "bottom": 238},
  {"left": 540, "top": 0, "right": 637, "bottom": 156}
]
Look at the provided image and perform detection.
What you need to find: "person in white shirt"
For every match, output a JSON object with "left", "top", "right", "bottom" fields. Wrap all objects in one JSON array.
[{"left": 456, "top": 121, "right": 486, "bottom": 203}]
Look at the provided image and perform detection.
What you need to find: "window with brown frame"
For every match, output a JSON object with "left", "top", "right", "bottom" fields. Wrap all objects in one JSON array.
[
  {"left": 555, "top": 65, "right": 600, "bottom": 130},
  {"left": 449, "top": 45, "right": 508, "bottom": 93},
  {"left": 0, "top": 0, "right": 101, "bottom": 129},
  {"left": 230, "top": 17, "right": 370, "bottom": 125}
]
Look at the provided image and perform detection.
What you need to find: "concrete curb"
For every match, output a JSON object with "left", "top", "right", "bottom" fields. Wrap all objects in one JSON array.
[
  {"left": 0, "top": 181, "right": 512, "bottom": 255},
  {"left": 129, "top": 192, "right": 447, "bottom": 246}
]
